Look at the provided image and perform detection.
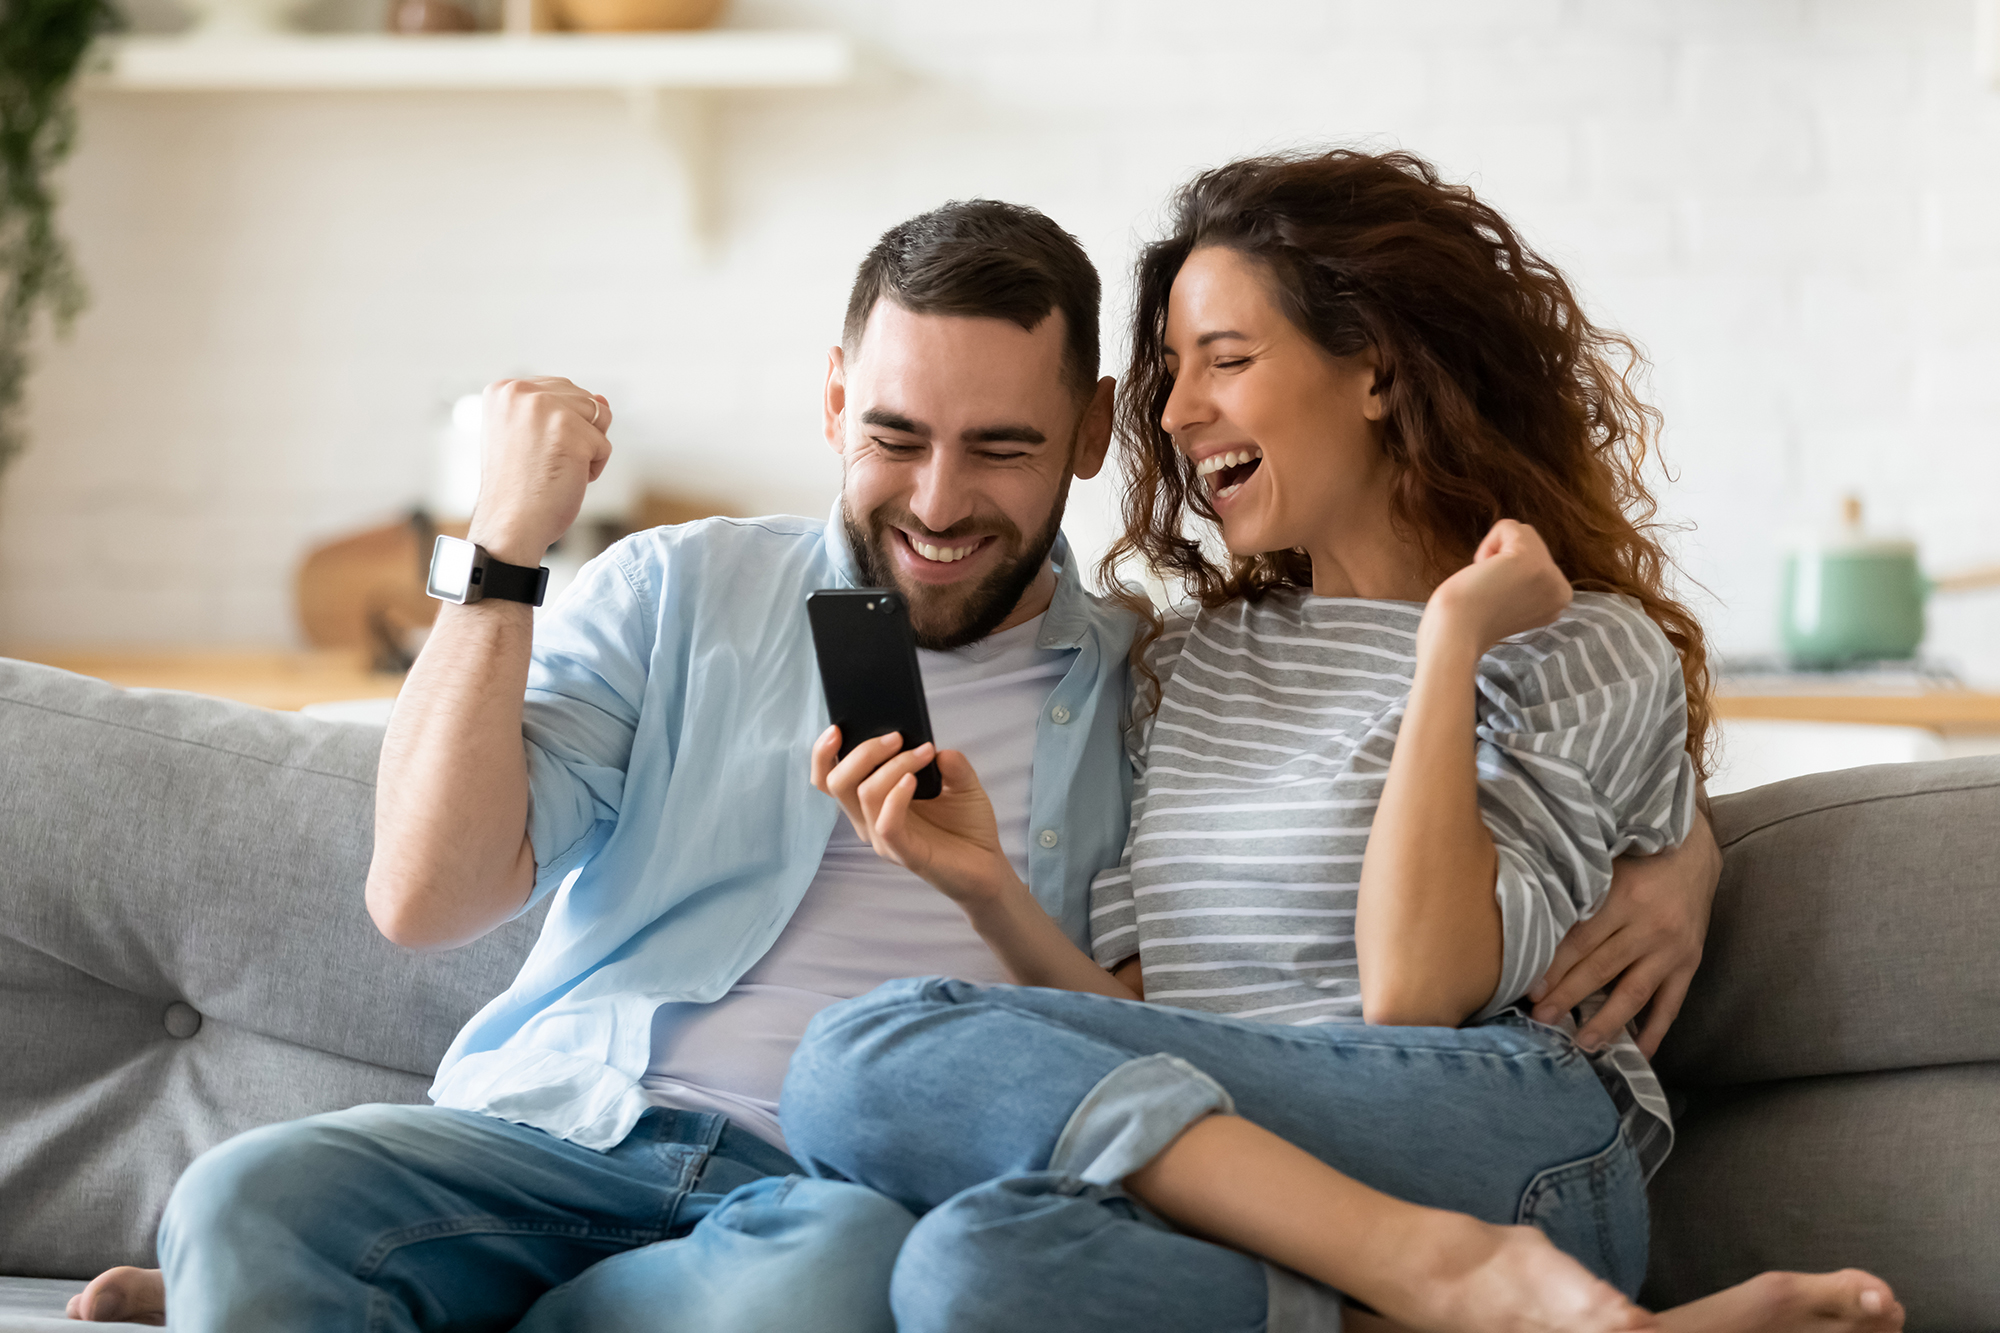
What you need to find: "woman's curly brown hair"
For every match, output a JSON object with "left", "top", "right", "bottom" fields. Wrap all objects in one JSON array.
[{"left": 1098, "top": 148, "right": 1714, "bottom": 779}]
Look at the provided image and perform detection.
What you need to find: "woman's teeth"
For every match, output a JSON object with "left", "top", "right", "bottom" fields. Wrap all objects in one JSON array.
[
  {"left": 1196, "top": 447, "right": 1263, "bottom": 500},
  {"left": 911, "top": 537, "right": 978, "bottom": 563}
]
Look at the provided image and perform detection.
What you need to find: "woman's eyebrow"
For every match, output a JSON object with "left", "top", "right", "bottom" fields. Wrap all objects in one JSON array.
[{"left": 1195, "top": 330, "right": 1250, "bottom": 346}]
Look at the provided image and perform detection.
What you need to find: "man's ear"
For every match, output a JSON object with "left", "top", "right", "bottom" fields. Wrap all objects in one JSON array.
[
  {"left": 823, "top": 345, "right": 848, "bottom": 455},
  {"left": 1070, "top": 376, "right": 1116, "bottom": 482}
]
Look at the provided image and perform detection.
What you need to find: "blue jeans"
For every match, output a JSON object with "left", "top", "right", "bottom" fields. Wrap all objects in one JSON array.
[
  {"left": 157, "top": 1102, "right": 916, "bottom": 1333},
  {"left": 781, "top": 977, "right": 1649, "bottom": 1333}
]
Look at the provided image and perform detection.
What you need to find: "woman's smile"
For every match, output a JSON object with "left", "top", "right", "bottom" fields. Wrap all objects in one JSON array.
[{"left": 1191, "top": 444, "right": 1264, "bottom": 501}]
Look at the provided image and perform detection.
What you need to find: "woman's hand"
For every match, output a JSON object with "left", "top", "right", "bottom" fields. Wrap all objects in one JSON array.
[
  {"left": 1419, "top": 519, "right": 1572, "bottom": 660},
  {"left": 811, "top": 727, "right": 1021, "bottom": 908}
]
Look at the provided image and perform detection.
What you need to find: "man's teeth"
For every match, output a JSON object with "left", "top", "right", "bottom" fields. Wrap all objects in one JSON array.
[
  {"left": 1195, "top": 448, "right": 1263, "bottom": 478},
  {"left": 911, "top": 537, "right": 979, "bottom": 563}
]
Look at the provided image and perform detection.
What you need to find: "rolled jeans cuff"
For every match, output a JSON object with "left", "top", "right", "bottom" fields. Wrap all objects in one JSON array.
[{"left": 1048, "top": 1053, "right": 1235, "bottom": 1185}]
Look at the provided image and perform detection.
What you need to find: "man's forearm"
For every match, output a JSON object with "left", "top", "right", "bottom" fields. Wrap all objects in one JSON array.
[{"left": 365, "top": 599, "right": 539, "bottom": 950}]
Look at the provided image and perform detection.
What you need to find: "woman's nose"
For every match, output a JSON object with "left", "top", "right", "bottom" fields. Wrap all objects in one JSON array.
[{"left": 1159, "top": 370, "right": 1210, "bottom": 441}]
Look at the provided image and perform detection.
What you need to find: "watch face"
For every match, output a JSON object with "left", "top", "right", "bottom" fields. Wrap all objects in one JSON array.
[{"left": 427, "top": 535, "right": 478, "bottom": 603}]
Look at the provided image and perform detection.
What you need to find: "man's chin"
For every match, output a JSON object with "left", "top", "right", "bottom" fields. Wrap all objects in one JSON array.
[{"left": 895, "top": 575, "right": 996, "bottom": 649}]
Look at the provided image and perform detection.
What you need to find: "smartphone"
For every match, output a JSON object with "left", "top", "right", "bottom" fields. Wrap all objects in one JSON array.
[{"left": 806, "top": 588, "right": 943, "bottom": 800}]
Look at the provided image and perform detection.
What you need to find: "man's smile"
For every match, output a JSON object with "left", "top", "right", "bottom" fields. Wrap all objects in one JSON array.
[{"left": 890, "top": 527, "right": 999, "bottom": 584}]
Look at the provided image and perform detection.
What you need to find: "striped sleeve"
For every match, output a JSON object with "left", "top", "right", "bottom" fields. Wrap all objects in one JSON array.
[
  {"left": 1470, "top": 595, "right": 1698, "bottom": 1019},
  {"left": 1087, "top": 829, "right": 1140, "bottom": 969},
  {"left": 1091, "top": 610, "right": 1193, "bottom": 969}
]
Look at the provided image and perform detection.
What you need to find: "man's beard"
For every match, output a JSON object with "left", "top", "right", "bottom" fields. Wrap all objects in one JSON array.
[{"left": 844, "top": 484, "right": 1069, "bottom": 651}]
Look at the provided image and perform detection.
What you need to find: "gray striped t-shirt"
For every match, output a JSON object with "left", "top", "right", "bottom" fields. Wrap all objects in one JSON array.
[{"left": 1088, "top": 588, "right": 1697, "bottom": 1178}]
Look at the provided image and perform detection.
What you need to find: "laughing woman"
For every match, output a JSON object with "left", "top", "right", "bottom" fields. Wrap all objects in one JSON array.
[{"left": 798, "top": 151, "right": 1900, "bottom": 1333}]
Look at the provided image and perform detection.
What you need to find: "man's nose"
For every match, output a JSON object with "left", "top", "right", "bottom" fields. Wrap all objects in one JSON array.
[{"left": 907, "top": 452, "right": 977, "bottom": 535}]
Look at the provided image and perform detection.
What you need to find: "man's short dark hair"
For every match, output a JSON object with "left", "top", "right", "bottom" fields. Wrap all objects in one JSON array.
[{"left": 843, "top": 200, "right": 1101, "bottom": 399}]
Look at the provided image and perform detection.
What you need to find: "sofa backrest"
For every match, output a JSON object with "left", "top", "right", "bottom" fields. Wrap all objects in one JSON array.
[
  {"left": 1644, "top": 753, "right": 2000, "bottom": 1327},
  {"left": 0, "top": 660, "right": 545, "bottom": 1277},
  {"left": 1656, "top": 753, "right": 2000, "bottom": 1086}
]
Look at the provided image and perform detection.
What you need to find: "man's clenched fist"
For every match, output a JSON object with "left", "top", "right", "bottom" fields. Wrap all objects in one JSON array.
[{"left": 466, "top": 377, "right": 613, "bottom": 568}]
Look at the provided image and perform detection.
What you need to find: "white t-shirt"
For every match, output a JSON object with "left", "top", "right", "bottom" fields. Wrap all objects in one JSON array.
[{"left": 639, "top": 613, "right": 1071, "bottom": 1149}]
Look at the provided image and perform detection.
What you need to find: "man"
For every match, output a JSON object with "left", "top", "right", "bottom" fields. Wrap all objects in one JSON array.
[{"left": 71, "top": 200, "right": 1721, "bottom": 1331}]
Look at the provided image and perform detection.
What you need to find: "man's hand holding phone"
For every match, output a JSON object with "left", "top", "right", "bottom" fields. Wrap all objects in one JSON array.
[
  {"left": 811, "top": 730, "right": 1022, "bottom": 910},
  {"left": 466, "top": 376, "right": 613, "bottom": 569}
]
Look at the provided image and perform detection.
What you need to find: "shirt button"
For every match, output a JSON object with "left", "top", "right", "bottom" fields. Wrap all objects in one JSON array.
[
  {"left": 1038, "top": 829, "right": 1060, "bottom": 849},
  {"left": 1050, "top": 704, "right": 1072, "bottom": 725}
]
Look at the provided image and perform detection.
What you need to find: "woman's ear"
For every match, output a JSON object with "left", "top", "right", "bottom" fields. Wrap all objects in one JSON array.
[{"left": 1361, "top": 347, "right": 1389, "bottom": 422}]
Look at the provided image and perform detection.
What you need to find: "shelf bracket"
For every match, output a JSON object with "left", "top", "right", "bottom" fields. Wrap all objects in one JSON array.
[{"left": 624, "top": 86, "right": 720, "bottom": 254}]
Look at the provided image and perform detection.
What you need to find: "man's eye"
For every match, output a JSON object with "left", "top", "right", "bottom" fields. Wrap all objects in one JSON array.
[
  {"left": 980, "top": 451, "right": 1028, "bottom": 462},
  {"left": 872, "top": 438, "right": 921, "bottom": 453}
]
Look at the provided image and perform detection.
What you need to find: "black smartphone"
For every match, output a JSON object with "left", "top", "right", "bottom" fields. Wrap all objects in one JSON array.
[{"left": 806, "top": 588, "right": 943, "bottom": 800}]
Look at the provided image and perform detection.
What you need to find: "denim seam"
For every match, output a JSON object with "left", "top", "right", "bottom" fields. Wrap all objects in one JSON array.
[
  {"left": 652, "top": 1122, "right": 722, "bottom": 1233},
  {"left": 1513, "top": 1123, "right": 1634, "bottom": 1281},
  {"left": 1049, "top": 1053, "right": 1235, "bottom": 1184},
  {"left": 351, "top": 1215, "right": 671, "bottom": 1281},
  {"left": 1074, "top": 1000, "right": 1578, "bottom": 1069},
  {"left": 923, "top": 980, "right": 1578, "bottom": 1069}
]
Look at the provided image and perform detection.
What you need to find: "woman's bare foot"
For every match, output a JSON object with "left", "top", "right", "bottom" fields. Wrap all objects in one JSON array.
[
  {"left": 1362, "top": 1211, "right": 1656, "bottom": 1333},
  {"left": 64, "top": 1266, "right": 166, "bottom": 1325},
  {"left": 1657, "top": 1269, "right": 1903, "bottom": 1333}
]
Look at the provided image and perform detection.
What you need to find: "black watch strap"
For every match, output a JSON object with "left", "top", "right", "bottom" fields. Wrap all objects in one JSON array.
[{"left": 476, "top": 556, "right": 551, "bottom": 607}]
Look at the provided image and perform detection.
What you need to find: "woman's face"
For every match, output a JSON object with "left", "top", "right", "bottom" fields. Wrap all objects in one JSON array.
[{"left": 1161, "top": 246, "right": 1389, "bottom": 564}]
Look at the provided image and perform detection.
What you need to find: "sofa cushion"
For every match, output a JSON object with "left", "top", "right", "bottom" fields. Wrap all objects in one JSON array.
[
  {"left": 0, "top": 1275, "right": 160, "bottom": 1331},
  {"left": 1643, "top": 1062, "right": 2000, "bottom": 1329},
  {"left": 0, "top": 661, "right": 543, "bottom": 1276},
  {"left": 1654, "top": 755, "right": 2000, "bottom": 1087}
]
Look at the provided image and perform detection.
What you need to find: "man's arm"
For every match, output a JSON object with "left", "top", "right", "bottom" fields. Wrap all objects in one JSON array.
[
  {"left": 364, "top": 377, "right": 611, "bottom": 951},
  {"left": 1528, "top": 795, "right": 1722, "bottom": 1056}
]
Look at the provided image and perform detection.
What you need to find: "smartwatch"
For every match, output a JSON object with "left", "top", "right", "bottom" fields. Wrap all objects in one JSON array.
[{"left": 426, "top": 535, "right": 550, "bottom": 607}]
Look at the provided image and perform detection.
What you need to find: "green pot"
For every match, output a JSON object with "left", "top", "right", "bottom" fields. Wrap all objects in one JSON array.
[{"left": 1780, "top": 541, "right": 1929, "bottom": 667}]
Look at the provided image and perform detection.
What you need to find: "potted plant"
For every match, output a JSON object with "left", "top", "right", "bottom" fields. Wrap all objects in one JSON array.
[{"left": 0, "top": 0, "right": 120, "bottom": 478}]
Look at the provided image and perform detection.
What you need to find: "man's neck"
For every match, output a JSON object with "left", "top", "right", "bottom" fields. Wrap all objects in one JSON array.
[{"left": 988, "top": 559, "right": 1058, "bottom": 637}]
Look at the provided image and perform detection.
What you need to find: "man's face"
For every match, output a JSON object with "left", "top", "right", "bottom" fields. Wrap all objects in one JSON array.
[{"left": 825, "top": 299, "right": 1109, "bottom": 649}]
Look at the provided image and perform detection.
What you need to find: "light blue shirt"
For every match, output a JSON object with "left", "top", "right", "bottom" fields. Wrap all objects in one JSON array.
[{"left": 429, "top": 503, "right": 1139, "bottom": 1150}]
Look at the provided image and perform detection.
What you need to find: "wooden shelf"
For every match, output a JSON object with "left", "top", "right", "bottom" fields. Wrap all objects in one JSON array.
[
  {"left": 82, "top": 32, "right": 856, "bottom": 244},
  {"left": 86, "top": 32, "right": 855, "bottom": 92},
  {"left": 1714, "top": 690, "right": 2000, "bottom": 734},
  {"left": 8, "top": 648, "right": 403, "bottom": 713}
]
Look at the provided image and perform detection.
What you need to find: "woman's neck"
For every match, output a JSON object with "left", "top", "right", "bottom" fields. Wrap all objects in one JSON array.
[{"left": 1303, "top": 509, "right": 1439, "bottom": 603}]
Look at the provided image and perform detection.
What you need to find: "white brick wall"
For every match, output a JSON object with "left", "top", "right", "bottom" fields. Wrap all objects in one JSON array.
[{"left": 4, "top": 0, "right": 1998, "bottom": 678}]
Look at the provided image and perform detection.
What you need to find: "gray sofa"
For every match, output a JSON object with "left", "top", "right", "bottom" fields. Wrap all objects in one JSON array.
[{"left": 1, "top": 657, "right": 1995, "bottom": 1329}]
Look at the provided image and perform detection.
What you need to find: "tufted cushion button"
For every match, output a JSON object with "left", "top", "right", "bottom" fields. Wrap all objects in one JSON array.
[{"left": 163, "top": 1002, "right": 203, "bottom": 1040}]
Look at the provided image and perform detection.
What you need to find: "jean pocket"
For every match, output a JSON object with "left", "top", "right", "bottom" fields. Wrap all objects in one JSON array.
[{"left": 1514, "top": 1126, "right": 1649, "bottom": 1299}]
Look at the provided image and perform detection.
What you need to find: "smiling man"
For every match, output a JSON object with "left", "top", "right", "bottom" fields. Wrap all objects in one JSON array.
[
  {"left": 71, "top": 200, "right": 1135, "bottom": 1333},
  {"left": 70, "top": 200, "right": 1723, "bottom": 1333}
]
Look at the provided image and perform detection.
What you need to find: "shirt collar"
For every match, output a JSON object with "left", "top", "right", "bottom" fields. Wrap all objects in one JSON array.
[{"left": 820, "top": 495, "right": 1099, "bottom": 653}]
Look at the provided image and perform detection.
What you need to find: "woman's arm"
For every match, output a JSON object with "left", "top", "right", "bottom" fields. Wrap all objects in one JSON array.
[
  {"left": 1355, "top": 520, "right": 1573, "bottom": 1028},
  {"left": 811, "top": 729, "right": 1141, "bottom": 1000}
]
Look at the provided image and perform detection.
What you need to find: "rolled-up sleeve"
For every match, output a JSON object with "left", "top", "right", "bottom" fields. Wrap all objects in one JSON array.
[
  {"left": 519, "top": 543, "right": 658, "bottom": 912},
  {"left": 1471, "top": 597, "right": 1698, "bottom": 1018}
]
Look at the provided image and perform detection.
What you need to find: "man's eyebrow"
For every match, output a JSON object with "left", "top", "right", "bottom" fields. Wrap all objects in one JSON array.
[
  {"left": 963, "top": 423, "right": 1047, "bottom": 445},
  {"left": 860, "top": 408, "right": 928, "bottom": 435}
]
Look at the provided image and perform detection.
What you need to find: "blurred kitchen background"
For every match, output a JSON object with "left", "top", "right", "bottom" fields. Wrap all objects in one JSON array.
[{"left": 3, "top": 0, "right": 2000, "bottom": 791}]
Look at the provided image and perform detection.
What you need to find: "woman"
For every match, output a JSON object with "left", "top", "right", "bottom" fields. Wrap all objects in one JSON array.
[{"left": 797, "top": 151, "right": 1902, "bottom": 1333}]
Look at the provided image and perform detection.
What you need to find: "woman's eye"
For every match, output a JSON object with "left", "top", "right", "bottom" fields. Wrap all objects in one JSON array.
[{"left": 1213, "top": 357, "right": 1251, "bottom": 371}]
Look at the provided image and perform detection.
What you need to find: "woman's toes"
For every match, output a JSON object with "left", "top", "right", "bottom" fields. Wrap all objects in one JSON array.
[{"left": 67, "top": 1266, "right": 167, "bottom": 1324}]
